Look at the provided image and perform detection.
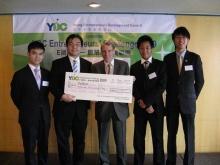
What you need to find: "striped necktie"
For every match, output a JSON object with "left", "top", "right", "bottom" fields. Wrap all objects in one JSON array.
[
  {"left": 108, "top": 63, "right": 113, "bottom": 74},
  {"left": 72, "top": 60, "right": 78, "bottom": 73}
]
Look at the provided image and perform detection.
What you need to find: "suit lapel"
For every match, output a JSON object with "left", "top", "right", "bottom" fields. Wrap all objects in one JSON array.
[
  {"left": 179, "top": 50, "right": 190, "bottom": 77},
  {"left": 25, "top": 65, "right": 40, "bottom": 90},
  {"left": 79, "top": 57, "right": 84, "bottom": 73},
  {"left": 98, "top": 60, "right": 106, "bottom": 74},
  {"left": 40, "top": 68, "right": 45, "bottom": 90},
  {"left": 79, "top": 57, "right": 89, "bottom": 73},
  {"left": 147, "top": 58, "right": 154, "bottom": 73},
  {"left": 169, "top": 53, "right": 179, "bottom": 76},
  {"left": 113, "top": 59, "right": 121, "bottom": 75},
  {"left": 182, "top": 50, "right": 190, "bottom": 68},
  {"left": 135, "top": 60, "right": 147, "bottom": 76},
  {"left": 64, "top": 56, "right": 73, "bottom": 72}
]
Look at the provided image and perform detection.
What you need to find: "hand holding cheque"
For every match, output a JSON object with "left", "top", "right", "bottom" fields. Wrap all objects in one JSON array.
[{"left": 61, "top": 94, "right": 76, "bottom": 102}]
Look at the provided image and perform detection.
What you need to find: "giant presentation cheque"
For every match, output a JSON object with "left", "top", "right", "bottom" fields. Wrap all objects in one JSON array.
[{"left": 64, "top": 72, "right": 133, "bottom": 103}]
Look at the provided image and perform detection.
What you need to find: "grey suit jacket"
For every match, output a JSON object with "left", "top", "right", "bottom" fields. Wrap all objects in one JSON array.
[
  {"left": 11, "top": 65, "right": 50, "bottom": 126},
  {"left": 91, "top": 59, "right": 130, "bottom": 122},
  {"left": 164, "top": 50, "right": 204, "bottom": 114}
]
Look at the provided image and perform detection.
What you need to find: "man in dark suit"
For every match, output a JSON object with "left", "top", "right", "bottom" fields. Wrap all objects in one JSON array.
[
  {"left": 11, "top": 41, "right": 50, "bottom": 165},
  {"left": 164, "top": 27, "right": 204, "bottom": 165},
  {"left": 49, "top": 34, "right": 92, "bottom": 165},
  {"left": 130, "top": 35, "right": 167, "bottom": 165},
  {"left": 91, "top": 41, "right": 130, "bottom": 165}
]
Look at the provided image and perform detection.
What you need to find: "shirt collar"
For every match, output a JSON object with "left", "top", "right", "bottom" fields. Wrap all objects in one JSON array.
[
  {"left": 69, "top": 55, "right": 80, "bottom": 63},
  {"left": 176, "top": 49, "right": 187, "bottom": 58},
  {"left": 141, "top": 56, "right": 152, "bottom": 64},
  {"left": 104, "top": 59, "right": 114, "bottom": 66},
  {"left": 28, "top": 63, "right": 40, "bottom": 71}
]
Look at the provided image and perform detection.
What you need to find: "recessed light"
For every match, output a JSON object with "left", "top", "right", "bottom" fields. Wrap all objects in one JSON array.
[{"left": 89, "top": 2, "right": 101, "bottom": 8}]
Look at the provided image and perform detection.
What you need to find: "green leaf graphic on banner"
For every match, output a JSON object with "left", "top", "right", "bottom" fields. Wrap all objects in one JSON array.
[
  {"left": 13, "top": 33, "right": 45, "bottom": 46},
  {"left": 13, "top": 33, "right": 46, "bottom": 70},
  {"left": 13, "top": 54, "right": 28, "bottom": 69}
]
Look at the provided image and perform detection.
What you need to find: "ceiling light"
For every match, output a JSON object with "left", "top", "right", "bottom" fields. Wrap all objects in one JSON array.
[{"left": 89, "top": 2, "right": 101, "bottom": 8}]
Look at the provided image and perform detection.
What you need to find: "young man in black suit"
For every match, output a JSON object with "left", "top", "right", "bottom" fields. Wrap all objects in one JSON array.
[
  {"left": 11, "top": 41, "right": 50, "bottom": 165},
  {"left": 130, "top": 35, "right": 167, "bottom": 165},
  {"left": 91, "top": 41, "right": 130, "bottom": 165},
  {"left": 49, "top": 34, "right": 92, "bottom": 165},
  {"left": 164, "top": 27, "right": 204, "bottom": 165}
]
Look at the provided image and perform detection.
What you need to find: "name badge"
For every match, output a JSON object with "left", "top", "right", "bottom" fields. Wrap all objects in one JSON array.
[
  {"left": 148, "top": 72, "right": 157, "bottom": 79},
  {"left": 42, "top": 81, "right": 49, "bottom": 86},
  {"left": 185, "top": 65, "right": 193, "bottom": 71}
]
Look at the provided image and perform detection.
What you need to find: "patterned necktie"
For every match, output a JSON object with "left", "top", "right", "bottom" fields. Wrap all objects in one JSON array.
[
  {"left": 72, "top": 60, "right": 78, "bottom": 73},
  {"left": 108, "top": 63, "right": 113, "bottom": 74},
  {"left": 144, "top": 61, "right": 150, "bottom": 70},
  {"left": 34, "top": 68, "right": 41, "bottom": 89},
  {"left": 177, "top": 55, "right": 182, "bottom": 74}
]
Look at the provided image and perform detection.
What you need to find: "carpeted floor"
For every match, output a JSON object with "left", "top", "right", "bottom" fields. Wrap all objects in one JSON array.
[{"left": 0, "top": 152, "right": 220, "bottom": 165}]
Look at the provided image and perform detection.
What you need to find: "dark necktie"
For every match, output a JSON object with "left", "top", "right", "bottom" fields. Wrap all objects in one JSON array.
[{"left": 144, "top": 61, "right": 150, "bottom": 70}]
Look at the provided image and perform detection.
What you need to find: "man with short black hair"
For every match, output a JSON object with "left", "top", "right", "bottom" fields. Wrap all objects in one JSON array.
[
  {"left": 164, "top": 27, "right": 204, "bottom": 165},
  {"left": 11, "top": 41, "right": 50, "bottom": 165},
  {"left": 50, "top": 34, "right": 92, "bottom": 165},
  {"left": 131, "top": 35, "right": 167, "bottom": 165}
]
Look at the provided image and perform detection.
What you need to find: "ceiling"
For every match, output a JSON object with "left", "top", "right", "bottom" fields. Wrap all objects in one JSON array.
[{"left": 0, "top": 0, "right": 220, "bottom": 16}]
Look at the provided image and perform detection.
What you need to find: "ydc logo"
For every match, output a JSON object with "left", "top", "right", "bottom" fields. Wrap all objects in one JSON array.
[
  {"left": 68, "top": 76, "right": 79, "bottom": 81},
  {"left": 47, "top": 19, "right": 67, "bottom": 31}
]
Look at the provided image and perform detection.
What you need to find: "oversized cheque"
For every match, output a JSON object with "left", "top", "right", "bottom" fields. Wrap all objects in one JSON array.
[{"left": 64, "top": 72, "right": 133, "bottom": 103}]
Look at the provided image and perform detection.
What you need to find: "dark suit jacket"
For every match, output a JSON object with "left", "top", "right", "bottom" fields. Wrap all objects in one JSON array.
[
  {"left": 164, "top": 50, "right": 204, "bottom": 114},
  {"left": 91, "top": 59, "right": 130, "bottom": 122},
  {"left": 130, "top": 58, "right": 167, "bottom": 117},
  {"left": 49, "top": 56, "right": 92, "bottom": 121},
  {"left": 11, "top": 65, "right": 50, "bottom": 126}
]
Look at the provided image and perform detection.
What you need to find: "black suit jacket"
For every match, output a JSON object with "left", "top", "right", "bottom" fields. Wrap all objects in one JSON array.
[
  {"left": 130, "top": 58, "right": 167, "bottom": 117},
  {"left": 164, "top": 50, "right": 204, "bottom": 114},
  {"left": 11, "top": 65, "right": 50, "bottom": 125},
  {"left": 91, "top": 59, "right": 130, "bottom": 122},
  {"left": 49, "top": 56, "right": 92, "bottom": 121}
]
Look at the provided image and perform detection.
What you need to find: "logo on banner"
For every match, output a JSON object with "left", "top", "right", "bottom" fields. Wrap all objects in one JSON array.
[{"left": 47, "top": 19, "right": 67, "bottom": 31}]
